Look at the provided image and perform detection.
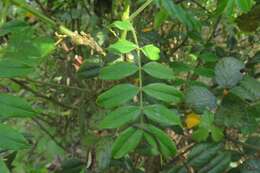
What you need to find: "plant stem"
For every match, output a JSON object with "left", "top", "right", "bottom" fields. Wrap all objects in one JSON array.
[
  {"left": 129, "top": 0, "right": 154, "bottom": 21},
  {"left": 9, "top": 0, "right": 105, "bottom": 55},
  {"left": 132, "top": 29, "right": 144, "bottom": 124},
  {"left": 10, "top": 0, "right": 56, "bottom": 26},
  {"left": 11, "top": 79, "right": 77, "bottom": 110},
  {"left": 121, "top": 0, "right": 131, "bottom": 39},
  {"left": 0, "top": 0, "right": 10, "bottom": 26}
]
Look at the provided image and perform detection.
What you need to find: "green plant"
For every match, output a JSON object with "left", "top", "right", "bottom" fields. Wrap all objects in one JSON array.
[{"left": 0, "top": 0, "right": 259, "bottom": 172}]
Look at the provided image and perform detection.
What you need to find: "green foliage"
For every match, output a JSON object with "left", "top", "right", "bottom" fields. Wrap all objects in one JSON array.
[
  {"left": 143, "top": 62, "right": 174, "bottom": 79},
  {"left": 99, "top": 106, "right": 140, "bottom": 129},
  {"left": 192, "top": 111, "right": 224, "bottom": 142},
  {"left": 214, "top": 57, "right": 245, "bottom": 88},
  {"left": 141, "top": 44, "right": 160, "bottom": 61},
  {"left": 144, "top": 104, "right": 181, "bottom": 126},
  {"left": 99, "top": 62, "right": 138, "bottom": 80},
  {"left": 0, "top": 124, "right": 29, "bottom": 150},
  {"left": 185, "top": 86, "right": 217, "bottom": 113},
  {"left": 0, "top": 0, "right": 259, "bottom": 172},
  {"left": 0, "top": 94, "right": 36, "bottom": 118},
  {"left": 0, "top": 159, "right": 10, "bottom": 173},
  {"left": 112, "top": 127, "right": 143, "bottom": 159},
  {"left": 143, "top": 83, "right": 183, "bottom": 104},
  {"left": 107, "top": 39, "right": 138, "bottom": 54},
  {"left": 96, "top": 84, "right": 139, "bottom": 108}
]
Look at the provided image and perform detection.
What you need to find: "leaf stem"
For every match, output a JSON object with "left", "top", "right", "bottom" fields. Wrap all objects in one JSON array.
[
  {"left": 129, "top": 0, "right": 154, "bottom": 21},
  {"left": 132, "top": 29, "right": 144, "bottom": 124},
  {"left": 0, "top": 0, "right": 10, "bottom": 26}
]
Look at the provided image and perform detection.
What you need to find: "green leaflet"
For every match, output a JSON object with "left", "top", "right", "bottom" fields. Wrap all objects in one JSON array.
[
  {"left": 144, "top": 104, "right": 181, "bottom": 126},
  {"left": 192, "top": 111, "right": 223, "bottom": 142},
  {"left": 0, "top": 124, "right": 29, "bottom": 150},
  {"left": 192, "top": 127, "right": 209, "bottom": 142},
  {"left": 236, "top": 0, "right": 254, "bottom": 12},
  {"left": 161, "top": 0, "right": 201, "bottom": 31},
  {"left": 154, "top": 9, "right": 168, "bottom": 29},
  {"left": 199, "top": 52, "right": 218, "bottom": 62},
  {"left": 99, "top": 62, "right": 138, "bottom": 80},
  {"left": 0, "top": 20, "right": 29, "bottom": 36},
  {"left": 0, "top": 27, "right": 55, "bottom": 78},
  {"left": 107, "top": 39, "right": 138, "bottom": 54},
  {"left": 193, "top": 67, "right": 215, "bottom": 78},
  {"left": 99, "top": 106, "right": 140, "bottom": 129},
  {"left": 0, "top": 159, "right": 10, "bottom": 173},
  {"left": 143, "top": 83, "right": 183, "bottom": 104},
  {"left": 0, "top": 59, "right": 34, "bottom": 78},
  {"left": 144, "top": 132, "right": 159, "bottom": 155},
  {"left": 143, "top": 62, "right": 174, "bottom": 80},
  {"left": 97, "top": 84, "right": 139, "bottom": 108},
  {"left": 141, "top": 44, "right": 160, "bottom": 61},
  {"left": 110, "top": 20, "right": 133, "bottom": 31},
  {"left": 112, "top": 127, "right": 143, "bottom": 159},
  {"left": 146, "top": 124, "right": 177, "bottom": 158},
  {"left": 0, "top": 94, "right": 36, "bottom": 118}
]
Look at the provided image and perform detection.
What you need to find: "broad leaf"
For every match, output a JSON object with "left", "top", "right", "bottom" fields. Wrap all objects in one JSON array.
[
  {"left": 199, "top": 52, "right": 218, "bottom": 62},
  {"left": 107, "top": 39, "right": 138, "bottom": 54},
  {"left": 144, "top": 104, "right": 181, "bottom": 126},
  {"left": 146, "top": 124, "right": 177, "bottom": 158},
  {"left": 211, "top": 126, "right": 224, "bottom": 142},
  {"left": 0, "top": 59, "right": 34, "bottom": 78},
  {"left": 185, "top": 86, "right": 217, "bottom": 113},
  {"left": 97, "top": 84, "right": 139, "bottom": 108},
  {"left": 154, "top": 9, "right": 168, "bottom": 28},
  {"left": 192, "top": 127, "right": 209, "bottom": 142},
  {"left": 194, "top": 67, "right": 215, "bottom": 78},
  {"left": 143, "top": 62, "right": 174, "bottom": 80},
  {"left": 0, "top": 94, "right": 36, "bottom": 118},
  {"left": 0, "top": 159, "right": 9, "bottom": 173},
  {"left": 99, "top": 106, "right": 140, "bottom": 129},
  {"left": 161, "top": 0, "right": 201, "bottom": 31},
  {"left": 141, "top": 44, "right": 160, "bottom": 61},
  {"left": 236, "top": 0, "right": 254, "bottom": 12},
  {"left": 110, "top": 20, "right": 133, "bottom": 31},
  {"left": 0, "top": 124, "right": 29, "bottom": 150},
  {"left": 144, "top": 132, "right": 159, "bottom": 155},
  {"left": 99, "top": 62, "right": 138, "bottom": 80},
  {"left": 0, "top": 20, "right": 28, "bottom": 36},
  {"left": 171, "top": 62, "right": 192, "bottom": 74},
  {"left": 214, "top": 57, "right": 245, "bottom": 88},
  {"left": 112, "top": 127, "right": 143, "bottom": 159},
  {"left": 143, "top": 83, "right": 182, "bottom": 104}
]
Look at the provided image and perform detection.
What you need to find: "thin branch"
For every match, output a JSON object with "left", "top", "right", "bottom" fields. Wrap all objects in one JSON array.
[
  {"left": 32, "top": 117, "right": 66, "bottom": 151},
  {"left": 25, "top": 78, "right": 88, "bottom": 92},
  {"left": 228, "top": 137, "right": 260, "bottom": 153},
  {"left": 129, "top": 0, "right": 154, "bottom": 21},
  {"left": 189, "top": 0, "right": 212, "bottom": 14},
  {"left": 10, "top": 79, "right": 77, "bottom": 110}
]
